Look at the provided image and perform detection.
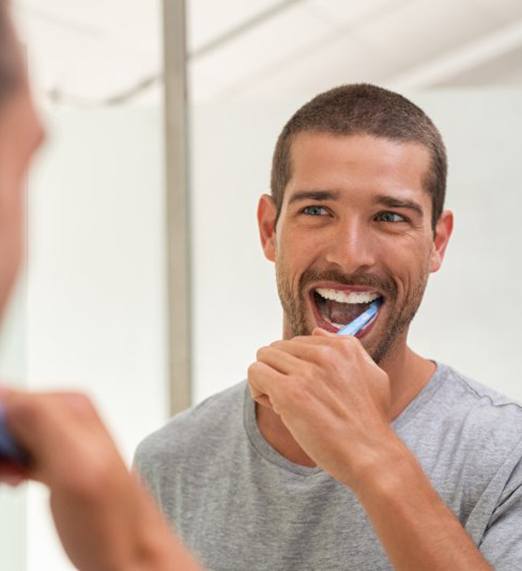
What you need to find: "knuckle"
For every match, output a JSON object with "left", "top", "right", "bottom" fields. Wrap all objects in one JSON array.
[
  {"left": 256, "top": 346, "right": 269, "bottom": 360},
  {"left": 340, "top": 335, "right": 356, "bottom": 347},
  {"left": 315, "top": 344, "right": 334, "bottom": 361},
  {"left": 339, "top": 337, "right": 357, "bottom": 356}
]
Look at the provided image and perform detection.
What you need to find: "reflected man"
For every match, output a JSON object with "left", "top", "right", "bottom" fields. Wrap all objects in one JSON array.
[{"left": 136, "top": 85, "right": 522, "bottom": 570}]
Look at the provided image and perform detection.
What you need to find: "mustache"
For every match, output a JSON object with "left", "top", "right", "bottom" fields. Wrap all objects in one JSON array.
[{"left": 298, "top": 267, "right": 397, "bottom": 299}]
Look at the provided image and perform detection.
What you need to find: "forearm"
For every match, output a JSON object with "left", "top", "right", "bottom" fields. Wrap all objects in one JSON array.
[
  {"left": 121, "top": 481, "right": 204, "bottom": 571},
  {"left": 51, "top": 465, "right": 203, "bottom": 571},
  {"left": 0, "top": 389, "right": 204, "bottom": 571},
  {"left": 351, "top": 437, "right": 492, "bottom": 571}
]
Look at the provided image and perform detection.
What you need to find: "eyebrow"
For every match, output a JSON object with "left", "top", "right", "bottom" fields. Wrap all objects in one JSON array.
[
  {"left": 374, "top": 194, "right": 424, "bottom": 218},
  {"left": 287, "top": 190, "right": 340, "bottom": 205}
]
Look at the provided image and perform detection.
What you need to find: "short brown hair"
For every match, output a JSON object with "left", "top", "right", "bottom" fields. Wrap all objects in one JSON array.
[
  {"left": 0, "top": 1, "right": 22, "bottom": 104},
  {"left": 270, "top": 84, "right": 447, "bottom": 230}
]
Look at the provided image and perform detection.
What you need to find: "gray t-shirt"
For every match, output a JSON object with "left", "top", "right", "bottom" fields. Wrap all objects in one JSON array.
[{"left": 134, "top": 363, "right": 522, "bottom": 570}]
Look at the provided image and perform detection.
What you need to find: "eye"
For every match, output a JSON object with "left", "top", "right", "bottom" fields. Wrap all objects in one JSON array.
[
  {"left": 375, "top": 211, "right": 407, "bottom": 223},
  {"left": 302, "top": 205, "right": 329, "bottom": 216}
]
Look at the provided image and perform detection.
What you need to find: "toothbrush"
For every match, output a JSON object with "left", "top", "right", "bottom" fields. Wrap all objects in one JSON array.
[
  {"left": 0, "top": 404, "right": 28, "bottom": 466},
  {"left": 336, "top": 299, "right": 382, "bottom": 337}
]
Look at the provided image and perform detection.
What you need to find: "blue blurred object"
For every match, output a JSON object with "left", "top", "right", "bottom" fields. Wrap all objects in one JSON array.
[
  {"left": 0, "top": 403, "right": 28, "bottom": 465},
  {"left": 336, "top": 298, "right": 382, "bottom": 337}
]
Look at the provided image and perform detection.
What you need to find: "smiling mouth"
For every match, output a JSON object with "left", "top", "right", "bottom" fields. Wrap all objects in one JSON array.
[{"left": 310, "top": 287, "right": 384, "bottom": 334}]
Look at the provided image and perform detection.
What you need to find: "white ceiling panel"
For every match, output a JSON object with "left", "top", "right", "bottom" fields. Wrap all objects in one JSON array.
[
  {"left": 473, "top": 0, "right": 522, "bottom": 23},
  {"left": 433, "top": 43, "right": 522, "bottom": 87},
  {"left": 307, "top": 0, "right": 404, "bottom": 30},
  {"left": 187, "top": 0, "right": 283, "bottom": 52},
  {"left": 190, "top": 2, "right": 331, "bottom": 101},
  {"left": 8, "top": 0, "right": 522, "bottom": 106},
  {"left": 14, "top": 0, "right": 161, "bottom": 103},
  {"left": 214, "top": 31, "right": 398, "bottom": 102},
  {"left": 359, "top": 0, "right": 502, "bottom": 79}
]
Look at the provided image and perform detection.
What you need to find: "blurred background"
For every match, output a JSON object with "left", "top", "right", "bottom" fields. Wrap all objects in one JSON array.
[{"left": 1, "top": 0, "right": 522, "bottom": 569}]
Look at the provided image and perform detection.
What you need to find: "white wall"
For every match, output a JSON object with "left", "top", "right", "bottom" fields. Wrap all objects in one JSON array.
[
  {"left": 191, "top": 90, "right": 522, "bottom": 404},
  {"left": 25, "top": 107, "right": 168, "bottom": 571}
]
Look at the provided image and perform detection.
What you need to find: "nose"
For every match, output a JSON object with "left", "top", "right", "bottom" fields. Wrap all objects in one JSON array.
[{"left": 324, "top": 218, "right": 377, "bottom": 274}]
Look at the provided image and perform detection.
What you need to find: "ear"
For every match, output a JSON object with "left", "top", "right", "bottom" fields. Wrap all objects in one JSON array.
[
  {"left": 257, "top": 194, "right": 278, "bottom": 262},
  {"left": 429, "top": 209, "right": 453, "bottom": 273}
]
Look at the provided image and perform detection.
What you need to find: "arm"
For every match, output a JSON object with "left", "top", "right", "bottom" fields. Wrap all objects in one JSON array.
[
  {"left": 351, "top": 434, "right": 493, "bottom": 570},
  {"left": 0, "top": 389, "right": 203, "bottom": 571},
  {"left": 249, "top": 333, "right": 493, "bottom": 570}
]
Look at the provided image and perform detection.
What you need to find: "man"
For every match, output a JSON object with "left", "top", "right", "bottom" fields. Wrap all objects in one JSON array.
[
  {"left": 135, "top": 85, "right": 522, "bottom": 570},
  {"left": 0, "top": 3, "right": 202, "bottom": 570}
]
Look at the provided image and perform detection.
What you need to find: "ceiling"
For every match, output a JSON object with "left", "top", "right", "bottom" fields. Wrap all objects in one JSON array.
[{"left": 13, "top": 0, "right": 522, "bottom": 106}]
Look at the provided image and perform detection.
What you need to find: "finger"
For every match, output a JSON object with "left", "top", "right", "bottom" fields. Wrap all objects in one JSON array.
[
  {"left": 248, "top": 361, "right": 285, "bottom": 410},
  {"left": 290, "top": 334, "right": 360, "bottom": 347},
  {"left": 287, "top": 334, "right": 363, "bottom": 358},
  {"left": 256, "top": 346, "right": 303, "bottom": 375},
  {"left": 267, "top": 339, "right": 328, "bottom": 366},
  {"left": 270, "top": 336, "right": 354, "bottom": 366},
  {"left": 253, "top": 393, "right": 272, "bottom": 409}
]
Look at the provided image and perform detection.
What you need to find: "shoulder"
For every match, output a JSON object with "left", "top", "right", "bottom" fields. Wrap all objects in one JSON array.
[
  {"left": 134, "top": 380, "right": 247, "bottom": 474},
  {"left": 436, "top": 362, "right": 522, "bottom": 456},
  {"left": 440, "top": 363, "right": 522, "bottom": 422}
]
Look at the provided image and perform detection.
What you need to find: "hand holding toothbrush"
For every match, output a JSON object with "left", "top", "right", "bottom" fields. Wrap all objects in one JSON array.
[{"left": 248, "top": 302, "right": 403, "bottom": 492}]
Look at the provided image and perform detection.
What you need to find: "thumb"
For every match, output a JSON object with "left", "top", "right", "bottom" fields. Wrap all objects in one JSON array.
[{"left": 312, "top": 327, "right": 336, "bottom": 338}]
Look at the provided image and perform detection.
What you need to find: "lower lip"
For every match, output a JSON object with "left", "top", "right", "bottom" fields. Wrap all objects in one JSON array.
[{"left": 309, "top": 293, "right": 383, "bottom": 338}]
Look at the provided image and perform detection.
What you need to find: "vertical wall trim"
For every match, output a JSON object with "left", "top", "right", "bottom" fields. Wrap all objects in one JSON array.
[{"left": 163, "top": 0, "right": 192, "bottom": 414}]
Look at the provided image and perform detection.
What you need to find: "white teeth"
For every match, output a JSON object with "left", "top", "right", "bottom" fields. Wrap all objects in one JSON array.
[{"left": 315, "top": 288, "right": 380, "bottom": 304}]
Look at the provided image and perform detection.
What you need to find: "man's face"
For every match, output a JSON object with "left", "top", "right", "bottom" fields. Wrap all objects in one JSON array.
[
  {"left": 258, "top": 132, "right": 452, "bottom": 364},
  {"left": 0, "top": 70, "right": 44, "bottom": 317}
]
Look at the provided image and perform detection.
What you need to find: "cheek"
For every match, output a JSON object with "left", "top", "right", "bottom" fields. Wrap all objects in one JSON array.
[
  {"left": 380, "top": 238, "right": 431, "bottom": 295},
  {"left": 277, "top": 232, "right": 321, "bottom": 281}
]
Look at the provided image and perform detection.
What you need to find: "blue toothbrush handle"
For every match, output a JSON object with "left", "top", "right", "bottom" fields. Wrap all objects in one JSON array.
[{"left": 336, "top": 299, "right": 381, "bottom": 336}]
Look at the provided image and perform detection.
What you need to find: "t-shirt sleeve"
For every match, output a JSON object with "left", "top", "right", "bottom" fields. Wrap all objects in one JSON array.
[
  {"left": 478, "top": 458, "right": 522, "bottom": 570},
  {"left": 132, "top": 436, "right": 163, "bottom": 504}
]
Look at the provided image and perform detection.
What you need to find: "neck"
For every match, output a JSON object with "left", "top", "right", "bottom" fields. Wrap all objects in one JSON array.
[{"left": 255, "top": 336, "right": 436, "bottom": 468}]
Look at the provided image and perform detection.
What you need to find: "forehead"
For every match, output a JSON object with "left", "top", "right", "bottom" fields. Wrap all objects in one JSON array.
[{"left": 287, "top": 132, "right": 431, "bottom": 201}]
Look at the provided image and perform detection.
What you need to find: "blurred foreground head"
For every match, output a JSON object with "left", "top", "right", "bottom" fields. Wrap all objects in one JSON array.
[{"left": 0, "top": 0, "right": 44, "bottom": 318}]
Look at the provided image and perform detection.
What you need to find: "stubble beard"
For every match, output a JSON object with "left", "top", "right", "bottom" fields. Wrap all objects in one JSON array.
[{"left": 276, "top": 262, "right": 430, "bottom": 365}]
